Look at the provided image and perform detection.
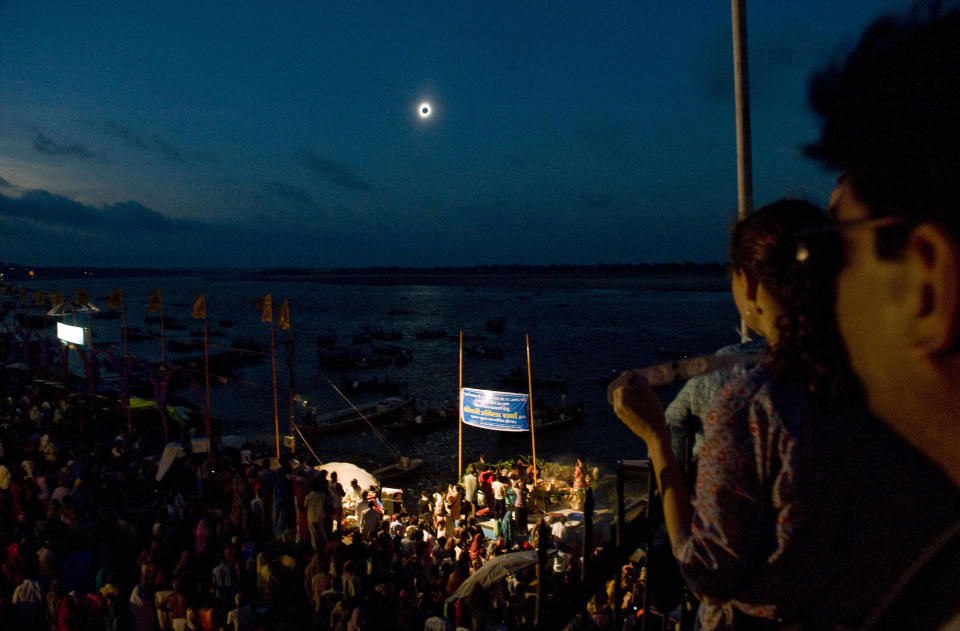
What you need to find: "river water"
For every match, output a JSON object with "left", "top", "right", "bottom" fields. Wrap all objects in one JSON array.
[{"left": 19, "top": 269, "right": 737, "bottom": 495}]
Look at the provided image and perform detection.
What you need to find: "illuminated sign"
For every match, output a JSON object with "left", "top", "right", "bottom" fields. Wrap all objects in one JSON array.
[
  {"left": 56, "top": 322, "right": 88, "bottom": 345},
  {"left": 460, "top": 387, "right": 529, "bottom": 432}
]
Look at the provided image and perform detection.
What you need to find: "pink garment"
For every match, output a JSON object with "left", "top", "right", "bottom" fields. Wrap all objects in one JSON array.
[{"left": 194, "top": 518, "right": 210, "bottom": 556}]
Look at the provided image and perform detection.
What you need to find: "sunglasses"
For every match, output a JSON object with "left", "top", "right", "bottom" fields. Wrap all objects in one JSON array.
[{"left": 795, "top": 215, "right": 913, "bottom": 270}]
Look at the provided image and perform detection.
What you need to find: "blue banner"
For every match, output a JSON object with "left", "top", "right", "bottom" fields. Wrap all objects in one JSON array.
[{"left": 461, "top": 388, "right": 530, "bottom": 432}]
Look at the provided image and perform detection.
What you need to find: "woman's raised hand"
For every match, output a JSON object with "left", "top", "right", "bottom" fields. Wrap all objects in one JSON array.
[{"left": 608, "top": 369, "right": 667, "bottom": 443}]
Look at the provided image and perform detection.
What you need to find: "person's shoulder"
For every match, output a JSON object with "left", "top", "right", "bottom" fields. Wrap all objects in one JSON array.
[
  {"left": 714, "top": 363, "right": 772, "bottom": 405},
  {"left": 715, "top": 339, "right": 766, "bottom": 357}
]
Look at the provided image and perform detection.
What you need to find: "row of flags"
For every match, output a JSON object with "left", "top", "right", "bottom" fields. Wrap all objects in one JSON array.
[{"left": 4, "top": 284, "right": 291, "bottom": 330}]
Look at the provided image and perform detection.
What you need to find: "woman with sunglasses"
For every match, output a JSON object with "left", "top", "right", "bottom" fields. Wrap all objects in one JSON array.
[{"left": 610, "top": 199, "right": 958, "bottom": 629}]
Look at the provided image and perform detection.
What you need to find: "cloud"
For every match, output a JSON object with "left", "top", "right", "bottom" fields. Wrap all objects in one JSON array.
[
  {"left": 296, "top": 149, "right": 373, "bottom": 192},
  {"left": 0, "top": 187, "right": 353, "bottom": 268},
  {"left": 0, "top": 174, "right": 10, "bottom": 188},
  {"left": 32, "top": 127, "right": 105, "bottom": 162},
  {"left": 0, "top": 190, "right": 181, "bottom": 234},
  {"left": 0, "top": 190, "right": 98, "bottom": 227},
  {"left": 264, "top": 181, "right": 314, "bottom": 204},
  {"left": 99, "top": 121, "right": 188, "bottom": 163},
  {"left": 103, "top": 200, "right": 180, "bottom": 233}
]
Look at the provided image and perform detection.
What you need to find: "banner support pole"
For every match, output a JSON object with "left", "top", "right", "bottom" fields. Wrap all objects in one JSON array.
[
  {"left": 271, "top": 324, "right": 280, "bottom": 459},
  {"left": 458, "top": 330, "right": 463, "bottom": 480},
  {"left": 526, "top": 333, "right": 537, "bottom": 486}
]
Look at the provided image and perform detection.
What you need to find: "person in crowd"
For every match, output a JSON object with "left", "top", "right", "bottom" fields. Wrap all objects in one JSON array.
[
  {"left": 499, "top": 481, "right": 516, "bottom": 550},
  {"left": 358, "top": 501, "right": 379, "bottom": 540},
  {"left": 512, "top": 478, "right": 528, "bottom": 536},
  {"left": 802, "top": 4, "right": 960, "bottom": 626},
  {"left": 328, "top": 471, "right": 345, "bottom": 534},
  {"left": 611, "top": 197, "right": 960, "bottom": 629},
  {"left": 477, "top": 463, "right": 494, "bottom": 511},
  {"left": 461, "top": 465, "right": 477, "bottom": 508},
  {"left": 570, "top": 458, "right": 587, "bottom": 510},
  {"left": 305, "top": 478, "right": 327, "bottom": 552},
  {"left": 349, "top": 478, "right": 365, "bottom": 521},
  {"left": 490, "top": 475, "right": 506, "bottom": 520},
  {"left": 664, "top": 342, "right": 764, "bottom": 485},
  {"left": 225, "top": 592, "right": 254, "bottom": 631}
]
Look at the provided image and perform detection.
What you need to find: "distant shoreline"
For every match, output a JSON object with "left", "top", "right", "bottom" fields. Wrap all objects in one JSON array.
[{"left": 2, "top": 261, "right": 728, "bottom": 291}]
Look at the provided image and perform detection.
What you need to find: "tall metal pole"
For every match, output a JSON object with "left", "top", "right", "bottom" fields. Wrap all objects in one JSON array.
[
  {"left": 732, "top": 0, "right": 753, "bottom": 341},
  {"left": 525, "top": 334, "right": 537, "bottom": 486},
  {"left": 458, "top": 330, "right": 463, "bottom": 478},
  {"left": 271, "top": 325, "right": 280, "bottom": 459},
  {"left": 203, "top": 314, "right": 211, "bottom": 442}
]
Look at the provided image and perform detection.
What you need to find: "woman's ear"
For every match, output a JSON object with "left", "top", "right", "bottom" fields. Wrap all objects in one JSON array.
[{"left": 905, "top": 223, "right": 960, "bottom": 354}]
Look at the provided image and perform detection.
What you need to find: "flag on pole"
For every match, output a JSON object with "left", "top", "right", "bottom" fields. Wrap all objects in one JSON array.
[
  {"left": 278, "top": 299, "right": 290, "bottom": 330},
  {"left": 146, "top": 289, "right": 163, "bottom": 312},
  {"left": 76, "top": 288, "right": 89, "bottom": 304},
  {"left": 49, "top": 291, "right": 64, "bottom": 308},
  {"left": 192, "top": 295, "right": 207, "bottom": 319},
  {"left": 261, "top": 293, "right": 273, "bottom": 323},
  {"left": 107, "top": 288, "right": 124, "bottom": 310}
]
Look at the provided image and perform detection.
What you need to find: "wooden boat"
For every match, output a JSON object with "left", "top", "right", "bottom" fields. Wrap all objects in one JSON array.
[
  {"left": 168, "top": 338, "right": 202, "bottom": 353},
  {"left": 371, "top": 343, "right": 414, "bottom": 364},
  {"left": 373, "top": 456, "right": 424, "bottom": 483},
  {"left": 382, "top": 405, "right": 456, "bottom": 433},
  {"left": 415, "top": 328, "right": 447, "bottom": 339},
  {"left": 466, "top": 345, "right": 503, "bottom": 359},
  {"left": 532, "top": 400, "right": 583, "bottom": 431},
  {"left": 297, "top": 396, "right": 416, "bottom": 436},
  {"left": 341, "top": 375, "right": 407, "bottom": 395},
  {"left": 500, "top": 367, "right": 566, "bottom": 389},
  {"left": 353, "top": 326, "right": 403, "bottom": 343}
]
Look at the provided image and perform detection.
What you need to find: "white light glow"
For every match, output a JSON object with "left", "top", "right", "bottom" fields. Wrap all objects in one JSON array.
[
  {"left": 57, "top": 322, "right": 87, "bottom": 345},
  {"left": 418, "top": 102, "right": 432, "bottom": 118}
]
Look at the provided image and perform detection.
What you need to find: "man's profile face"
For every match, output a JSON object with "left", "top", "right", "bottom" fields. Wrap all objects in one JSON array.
[{"left": 830, "top": 177, "right": 907, "bottom": 424}]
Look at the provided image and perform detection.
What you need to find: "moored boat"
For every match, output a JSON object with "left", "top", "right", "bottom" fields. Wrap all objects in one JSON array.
[
  {"left": 500, "top": 367, "right": 566, "bottom": 389},
  {"left": 372, "top": 455, "right": 424, "bottom": 484},
  {"left": 297, "top": 396, "right": 416, "bottom": 437}
]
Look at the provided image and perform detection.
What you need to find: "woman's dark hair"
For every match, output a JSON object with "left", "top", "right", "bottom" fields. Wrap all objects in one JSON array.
[{"left": 730, "top": 199, "right": 852, "bottom": 399}]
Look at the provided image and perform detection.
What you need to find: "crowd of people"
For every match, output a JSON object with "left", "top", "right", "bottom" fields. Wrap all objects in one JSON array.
[{"left": 0, "top": 370, "right": 594, "bottom": 631}]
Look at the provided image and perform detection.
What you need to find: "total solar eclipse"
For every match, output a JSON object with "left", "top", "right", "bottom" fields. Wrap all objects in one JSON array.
[{"left": 418, "top": 102, "right": 432, "bottom": 118}]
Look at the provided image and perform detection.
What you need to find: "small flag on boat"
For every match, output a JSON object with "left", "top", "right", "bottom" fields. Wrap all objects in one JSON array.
[
  {"left": 76, "top": 288, "right": 89, "bottom": 304},
  {"left": 260, "top": 293, "right": 273, "bottom": 323},
  {"left": 49, "top": 291, "right": 64, "bottom": 308},
  {"left": 107, "top": 288, "right": 124, "bottom": 310},
  {"left": 278, "top": 299, "right": 290, "bottom": 330},
  {"left": 32, "top": 291, "right": 45, "bottom": 306},
  {"left": 146, "top": 289, "right": 163, "bottom": 313},
  {"left": 192, "top": 295, "right": 206, "bottom": 320}
]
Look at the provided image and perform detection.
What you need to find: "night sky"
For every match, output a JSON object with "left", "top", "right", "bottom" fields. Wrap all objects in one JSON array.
[{"left": 0, "top": 1, "right": 916, "bottom": 269}]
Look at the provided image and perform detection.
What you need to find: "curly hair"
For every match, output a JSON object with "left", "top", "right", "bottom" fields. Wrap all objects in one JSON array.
[
  {"left": 806, "top": 2, "right": 960, "bottom": 253},
  {"left": 730, "top": 200, "right": 853, "bottom": 400}
]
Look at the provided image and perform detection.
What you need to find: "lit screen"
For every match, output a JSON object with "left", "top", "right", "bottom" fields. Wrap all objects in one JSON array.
[{"left": 56, "top": 322, "right": 87, "bottom": 345}]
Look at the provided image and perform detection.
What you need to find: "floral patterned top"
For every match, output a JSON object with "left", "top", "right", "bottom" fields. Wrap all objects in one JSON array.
[{"left": 672, "top": 364, "right": 960, "bottom": 630}]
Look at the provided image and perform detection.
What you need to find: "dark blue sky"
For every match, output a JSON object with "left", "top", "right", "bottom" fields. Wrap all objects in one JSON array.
[{"left": 0, "top": 1, "right": 916, "bottom": 268}]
